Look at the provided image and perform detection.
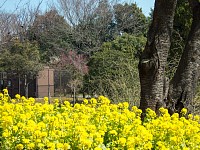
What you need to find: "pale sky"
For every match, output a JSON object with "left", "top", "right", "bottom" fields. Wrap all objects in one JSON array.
[
  {"left": 0, "top": 0, "right": 155, "bottom": 16},
  {"left": 134, "top": 0, "right": 155, "bottom": 16}
]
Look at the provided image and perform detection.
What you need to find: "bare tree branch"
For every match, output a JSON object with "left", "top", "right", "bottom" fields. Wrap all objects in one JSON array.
[{"left": 0, "top": 0, "right": 8, "bottom": 9}]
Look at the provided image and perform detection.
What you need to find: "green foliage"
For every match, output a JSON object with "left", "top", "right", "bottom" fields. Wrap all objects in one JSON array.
[
  {"left": 166, "top": 0, "right": 192, "bottom": 79},
  {"left": 65, "top": 2, "right": 148, "bottom": 55},
  {"left": 26, "top": 2, "right": 148, "bottom": 60},
  {"left": 84, "top": 33, "right": 146, "bottom": 105},
  {"left": 0, "top": 40, "right": 42, "bottom": 77},
  {"left": 114, "top": 3, "right": 148, "bottom": 36},
  {"left": 173, "top": 1, "right": 192, "bottom": 41},
  {"left": 71, "top": 0, "right": 114, "bottom": 54},
  {"left": 28, "top": 9, "right": 73, "bottom": 62}
]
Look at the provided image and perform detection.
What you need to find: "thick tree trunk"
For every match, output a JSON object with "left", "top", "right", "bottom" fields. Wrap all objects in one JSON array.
[
  {"left": 167, "top": 0, "right": 200, "bottom": 114},
  {"left": 138, "top": 0, "right": 177, "bottom": 114}
]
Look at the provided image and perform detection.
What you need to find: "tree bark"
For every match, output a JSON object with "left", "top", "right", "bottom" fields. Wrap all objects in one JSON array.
[
  {"left": 138, "top": 0, "right": 177, "bottom": 114},
  {"left": 167, "top": 0, "right": 200, "bottom": 114}
]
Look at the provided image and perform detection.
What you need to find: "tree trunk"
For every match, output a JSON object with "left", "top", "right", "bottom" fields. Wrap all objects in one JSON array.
[
  {"left": 167, "top": 0, "right": 200, "bottom": 114},
  {"left": 138, "top": 0, "right": 177, "bottom": 114}
]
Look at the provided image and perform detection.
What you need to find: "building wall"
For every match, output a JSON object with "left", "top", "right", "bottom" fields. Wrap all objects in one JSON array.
[{"left": 36, "top": 66, "right": 54, "bottom": 98}]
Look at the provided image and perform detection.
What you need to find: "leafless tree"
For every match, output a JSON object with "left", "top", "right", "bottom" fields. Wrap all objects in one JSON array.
[
  {"left": 0, "top": 0, "right": 43, "bottom": 44},
  {"left": 57, "top": 0, "right": 116, "bottom": 26}
]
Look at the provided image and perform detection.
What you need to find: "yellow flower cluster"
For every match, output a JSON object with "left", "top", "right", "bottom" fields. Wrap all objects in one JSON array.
[{"left": 0, "top": 92, "right": 199, "bottom": 150}]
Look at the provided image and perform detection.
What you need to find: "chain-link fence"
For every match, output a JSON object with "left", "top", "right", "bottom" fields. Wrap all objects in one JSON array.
[
  {"left": 0, "top": 67, "right": 85, "bottom": 103},
  {"left": 53, "top": 69, "right": 86, "bottom": 103}
]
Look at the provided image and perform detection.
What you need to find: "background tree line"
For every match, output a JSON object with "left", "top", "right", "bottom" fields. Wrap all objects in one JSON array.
[
  {"left": 0, "top": 0, "right": 147, "bottom": 101},
  {"left": 0, "top": 0, "right": 199, "bottom": 114}
]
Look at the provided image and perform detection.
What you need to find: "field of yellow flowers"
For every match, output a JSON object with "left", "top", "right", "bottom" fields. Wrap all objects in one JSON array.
[{"left": 0, "top": 89, "right": 200, "bottom": 150}]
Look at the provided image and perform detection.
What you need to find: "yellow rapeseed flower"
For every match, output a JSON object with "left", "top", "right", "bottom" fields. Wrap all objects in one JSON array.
[
  {"left": 0, "top": 90, "right": 199, "bottom": 150},
  {"left": 144, "top": 141, "right": 152, "bottom": 150},
  {"left": 94, "top": 147, "right": 102, "bottom": 150},
  {"left": 43, "top": 97, "right": 48, "bottom": 104},
  {"left": 118, "top": 137, "right": 126, "bottom": 147},
  {"left": 109, "top": 130, "right": 117, "bottom": 136},
  {"left": 15, "top": 94, "right": 21, "bottom": 99},
  {"left": 90, "top": 98, "right": 97, "bottom": 104},
  {"left": 83, "top": 99, "right": 88, "bottom": 104},
  {"left": 27, "top": 143, "right": 35, "bottom": 149},
  {"left": 22, "top": 138, "right": 30, "bottom": 144},
  {"left": 63, "top": 143, "right": 70, "bottom": 150},
  {"left": 181, "top": 108, "right": 187, "bottom": 115},
  {"left": 15, "top": 144, "right": 24, "bottom": 150}
]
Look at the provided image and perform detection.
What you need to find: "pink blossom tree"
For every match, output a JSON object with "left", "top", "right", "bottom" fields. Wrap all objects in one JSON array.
[{"left": 53, "top": 50, "right": 88, "bottom": 102}]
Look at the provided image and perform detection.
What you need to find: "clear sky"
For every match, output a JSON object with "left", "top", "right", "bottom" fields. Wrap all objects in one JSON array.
[
  {"left": 134, "top": 0, "right": 155, "bottom": 16},
  {"left": 0, "top": 0, "right": 155, "bottom": 16}
]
